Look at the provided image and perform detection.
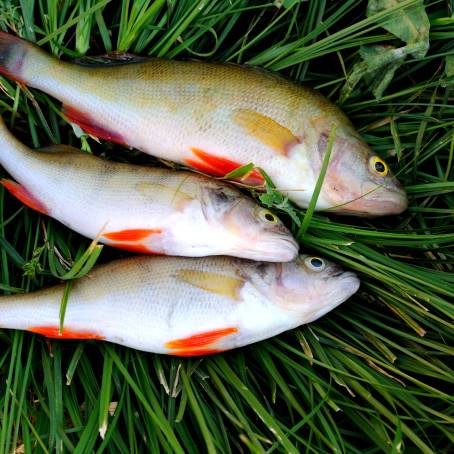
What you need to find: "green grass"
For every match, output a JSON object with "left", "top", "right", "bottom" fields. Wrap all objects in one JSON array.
[{"left": 0, "top": 0, "right": 453, "bottom": 452}]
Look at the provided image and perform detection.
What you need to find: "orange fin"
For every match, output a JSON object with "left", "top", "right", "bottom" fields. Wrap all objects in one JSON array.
[
  {"left": 187, "top": 148, "right": 264, "bottom": 186},
  {"left": 103, "top": 228, "right": 162, "bottom": 242},
  {"left": 62, "top": 105, "right": 126, "bottom": 145},
  {"left": 169, "top": 348, "right": 225, "bottom": 357},
  {"left": 110, "top": 242, "right": 163, "bottom": 255},
  {"left": 27, "top": 326, "right": 104, "bottom": 340},
  {"left": 233, "top": 109, "right": 302, "bottom": 156},
  {"left": 165, "top": 327, "right": 237, "bottom": 350},
  {"left": 1, "top": 179, "right": 48, "bottom": 215}
]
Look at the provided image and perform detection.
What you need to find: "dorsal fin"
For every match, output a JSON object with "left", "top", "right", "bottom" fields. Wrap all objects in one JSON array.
[
  {"left": 38, "top": 144, "right": 81, "bottom": 154},
  {"left": 74, "top": 52, "right": 148, "bottom": 67}
]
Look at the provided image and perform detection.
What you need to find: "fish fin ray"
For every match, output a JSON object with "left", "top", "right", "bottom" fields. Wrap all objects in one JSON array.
[
  {"left": 74, "top": 52, "right": 148, "bottom": 67},
  {"left": 233, "top": 109, "right": 302, "bottom": 156},
  {"left": 165, "top": 327, "right": 237, "bottom": 350},
  {"left": 175, "top": 269, "right": 244, "bottom": 300},
  {"left": 62, "top": 105, "right": 126, "bottom": 145},
  {"left": 27, "top": 326, "right": 104, "bottom": 340},
  {"left": 103, "top": 228, "right": 162, "bottom": 242},
  {"left": 187, "top": 148, "right": 264, "bottom": 185},
  {"left": 1, "top": 179, "right": 48, "bottom": 215},
  {"left": 108, "top": 242, "right": 163, "bottom": 255},
  {"left": 38, "top": 144, "right": 81, "bottom": 154}
]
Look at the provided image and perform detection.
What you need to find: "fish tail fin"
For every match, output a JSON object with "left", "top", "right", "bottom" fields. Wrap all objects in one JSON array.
[{"left": 0, "top": 31, "right": 53, "bottom": 85}]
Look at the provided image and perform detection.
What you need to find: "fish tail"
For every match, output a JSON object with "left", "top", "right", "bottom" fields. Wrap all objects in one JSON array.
[
  {"left": 0, "top": 115, "right": 31, "bottom": 160},
  {"left": 0, "top": 31, "right": 55, "bottom": 85}
]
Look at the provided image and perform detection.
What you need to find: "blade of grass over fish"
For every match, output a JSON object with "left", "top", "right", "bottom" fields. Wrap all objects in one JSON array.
[
  {"left": 297, "top": 124, "right": 337, "bottom": 240},
  {"left": 58, "top": 280, "right": 72, "bottom": 335},
  {"left": 57, "top": 240, "right": 103, "bottom": 280},
  {"left": 222, "top": 162, "right": 256, "bottom": 180}
]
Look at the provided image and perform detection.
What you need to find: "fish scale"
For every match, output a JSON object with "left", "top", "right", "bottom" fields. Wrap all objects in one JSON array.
[
  {"left": 0, "top": 255, "right": 360, "bottom": 355},
  {"left": 0, "top": 32, "right": 408, "bottom": 216},
  {"left": 0, "top": 117, "right": 298, "bottom": 261}
]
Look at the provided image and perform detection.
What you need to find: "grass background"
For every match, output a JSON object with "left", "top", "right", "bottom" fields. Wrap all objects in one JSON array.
[{"left": 0, "top": 0, "right": 453, "bottom": 452}]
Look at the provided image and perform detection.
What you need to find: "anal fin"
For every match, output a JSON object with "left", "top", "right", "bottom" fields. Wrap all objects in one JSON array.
[
  {"left": 1, "top": 179, "right": 48, "bottom": 215},
  {"left": 63, "top": 105, "right": 126, "bottom": 145},
  {"left": 28, "top": 326, "right": 104, "bottom": 340}
]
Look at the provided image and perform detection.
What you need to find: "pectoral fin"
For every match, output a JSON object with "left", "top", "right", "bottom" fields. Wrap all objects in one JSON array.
[
  {"left": 186, "top": 148, "right": 264, "bottom": 185},
  {"left": 103, "top": 228, "right": 162, "bottom": 242},
  {"left": 175, "top": 269, "right": 244, "bottom": 300},
  {"left": 233, "top": 109, "right": 302, "bottom": 155},
  {"left": 165, "top": 327, "right": 237, "bottom": 356}
]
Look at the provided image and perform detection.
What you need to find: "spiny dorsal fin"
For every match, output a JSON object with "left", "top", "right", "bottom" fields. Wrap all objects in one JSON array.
[
  {"left": 74, "top": 52, "right": 148, "bottom": 67},
  {"left": 38, "top": 144, "right": 82, "bottom": 154}
]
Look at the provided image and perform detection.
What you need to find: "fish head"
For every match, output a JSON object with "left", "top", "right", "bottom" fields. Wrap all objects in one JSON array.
[
  {"left": 310, "top": 122, "right": 408, "bottom": 216},
  {"left": 244, "top": 255, "right": 359, "bottom": 323},
  {"left": 201, "top": 185, "right": 299, "bottom": 261}
]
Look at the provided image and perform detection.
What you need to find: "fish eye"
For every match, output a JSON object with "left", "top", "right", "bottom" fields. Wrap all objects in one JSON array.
[
  {"left": 369, "top": 156, "right": 388, "bottom": 177},
  {"left": 304, "top": 256, "right": 326, "bottom": 272},
  {"left": 258, "top": 209, "right": 278, "bottom": 224}
]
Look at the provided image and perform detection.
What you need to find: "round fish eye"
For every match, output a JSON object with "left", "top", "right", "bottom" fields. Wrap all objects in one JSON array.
[
  {"left": 304, "top": 256, "right": 326, "bottom": 272},
  {"left": 369, "top": 156, "right": 388, "bottom": 177},
  {"left": 258, "top": 208, "right": 278, "bottom": 224}
]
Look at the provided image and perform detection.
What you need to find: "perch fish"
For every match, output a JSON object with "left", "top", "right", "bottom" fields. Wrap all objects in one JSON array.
[
  {"left": 0, "top": 118, "right": 297, "bottom": 261},
  {"left": 0, "top": 255, "right": 359, "bottom": 355},
  {"left": 0, "top": 32, "right": 408, "bottom": 216}
]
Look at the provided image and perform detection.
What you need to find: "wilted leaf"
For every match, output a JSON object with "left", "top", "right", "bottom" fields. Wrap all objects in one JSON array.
[
  {"left": 367, "top": 0, "right": 430, "bottom": 57},
  {"left": 445, "top": 55, "right": 454, "bottom": 77},
  {"left": 341, "top": 0, "right": 430, "bottom": 101}
]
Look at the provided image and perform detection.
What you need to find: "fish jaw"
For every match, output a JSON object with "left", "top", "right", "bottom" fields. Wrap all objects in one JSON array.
[
  {"left": 298, "top": 271, "right": 360, "bottom": 323},
  {"left": 229, "top": 235, "right": 299, "bottom": 262},
  {"left": 308, "top": 128, "right": 408, "bottom": 216}
]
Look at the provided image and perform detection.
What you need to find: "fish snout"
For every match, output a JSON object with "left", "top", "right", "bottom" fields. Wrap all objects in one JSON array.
[
  {"left": 359, "top": 182, "right": 409, "bottom": 216},
  {"left": 246, "top": 234, "right": 299, "bottom": 262}
]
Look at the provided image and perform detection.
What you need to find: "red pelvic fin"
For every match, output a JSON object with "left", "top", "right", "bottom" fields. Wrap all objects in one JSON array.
[
  {"left": 102, "top": 228, "right": 163, "bottom": 254},
  {"left": 27, "top": 326, "right": 104, "bottom": 340},
  {"left": 165, "top": 327, "right": 237, "bottom": 350},
  {"left": 187, "top": 148, "right": 264, "bottom": 186},
  {"left": 112, "top": 242, "right": 163, "bottom": 255},
  {"left": 62, "top": 105, "right": 126, "bottom": 145},
  {"left": 1, "top": 179, "right": 48, "bottom": 215},
  {"left": 103, "top": 228, "right": 162, "bottom": 242}
]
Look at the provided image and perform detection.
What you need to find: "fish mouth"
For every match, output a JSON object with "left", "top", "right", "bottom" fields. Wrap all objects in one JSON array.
[
  {"left": 338, "top": 272, "right": 360, "bottom": 297},
  {"left": 237, "top": 235, "right": 299, "bottom": 262},
  {"left": 358, "top": 186, "right": 408, "bottom": 216},
  {"left": 326, "top": 185, "right": 408, "bottom": 217}
]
